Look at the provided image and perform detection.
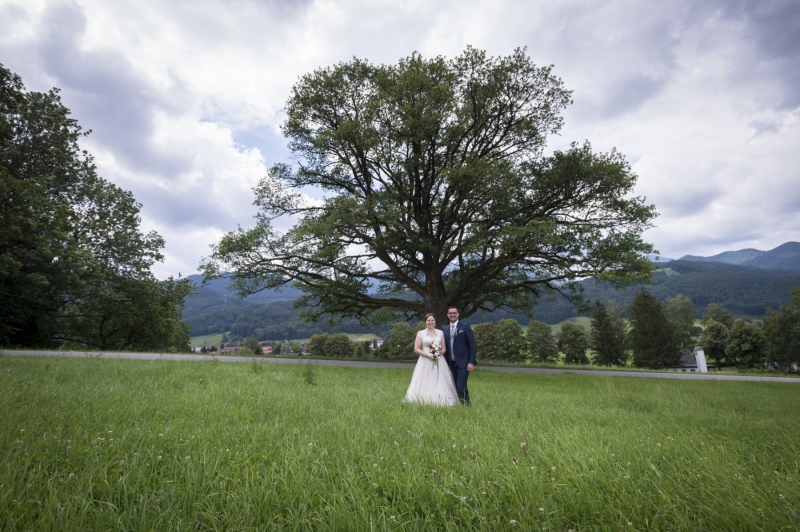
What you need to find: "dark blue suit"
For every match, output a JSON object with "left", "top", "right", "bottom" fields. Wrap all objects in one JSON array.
[{"left": 443, "top": 321, "right": 477, "bottom": 405}]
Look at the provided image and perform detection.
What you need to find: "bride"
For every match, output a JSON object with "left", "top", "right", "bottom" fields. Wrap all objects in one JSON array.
[{"left": 405, "top": 313, "right": 460, "bottom": 406}]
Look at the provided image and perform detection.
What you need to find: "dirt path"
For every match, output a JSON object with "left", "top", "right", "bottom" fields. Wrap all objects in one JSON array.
[{"left": 2, "top": 349, "right": 798, "bottom": 383}]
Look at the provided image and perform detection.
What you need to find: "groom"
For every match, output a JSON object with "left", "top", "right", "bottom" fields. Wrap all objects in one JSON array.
[{"left": 443, "top": 305, "right": 477, "bottom": 405}]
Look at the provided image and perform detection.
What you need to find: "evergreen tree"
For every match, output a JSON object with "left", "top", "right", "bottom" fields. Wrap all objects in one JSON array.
[
  {"left": 590, "top": 301, "right": 627, "bottom": 366},
  {"left": 763, "top": 287, "right": 800, "bottom": 368},
  {"left": 628, "top": 289, "right": 679, "bottom": 368},
  {"left": 526, "top": 319, "right": 559, "bottom": 363},
  {"left": 559, "top": 322, "right": 590, "bottom": 365}
]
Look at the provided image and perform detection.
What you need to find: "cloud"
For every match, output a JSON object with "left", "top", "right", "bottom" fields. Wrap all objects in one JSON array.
[{"left": 1, "top": 0, "right": 798, "bottom": 277}]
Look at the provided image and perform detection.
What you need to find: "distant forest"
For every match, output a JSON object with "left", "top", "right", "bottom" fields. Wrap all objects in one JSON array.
[{"left": 184, "top": 259, "right": 800, "bottom": 342}]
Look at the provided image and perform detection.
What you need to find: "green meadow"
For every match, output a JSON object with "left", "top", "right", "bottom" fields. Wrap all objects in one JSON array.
[{"left": 1, "top": 355, "right": 798, "bottom": 531}]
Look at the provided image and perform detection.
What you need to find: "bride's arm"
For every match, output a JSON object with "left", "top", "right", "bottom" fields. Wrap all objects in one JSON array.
[
  {"left": 413, "top": 333, "right": 430, "bottom": 358},
  {"left": 439, "top": 330, "right": 446, "bottom": 355}
]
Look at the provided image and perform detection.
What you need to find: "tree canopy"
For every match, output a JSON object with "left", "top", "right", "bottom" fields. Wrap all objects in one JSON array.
[
  {"left": 0, "top": 64, "right": 190, "bottom": 350},
  {"left": 202, "top": 47, "right": 656, "bottom": 325}
]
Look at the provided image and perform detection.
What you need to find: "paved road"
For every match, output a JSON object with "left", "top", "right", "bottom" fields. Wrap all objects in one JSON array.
[{"left": 2, "top": 349, "right": 798, "bottom": 383}]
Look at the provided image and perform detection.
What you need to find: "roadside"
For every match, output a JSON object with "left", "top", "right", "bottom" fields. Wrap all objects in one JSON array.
[{"left": 2, "top": 350, "right": 799, "bottom": 383}]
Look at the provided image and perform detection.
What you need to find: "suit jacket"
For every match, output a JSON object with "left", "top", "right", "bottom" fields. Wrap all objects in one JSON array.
[{"left": 444, "top": 321, "right": 477, "bottom": 368}]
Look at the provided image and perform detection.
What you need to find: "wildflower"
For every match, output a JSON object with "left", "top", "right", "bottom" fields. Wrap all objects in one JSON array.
[
  {"left": 371, "top": 483, "right": 378, "bottom": 489},
  {"left": 226, "top": 448, "right": 230, "bottom": 452},
  {"left": 551, "top": 467, "right": 556, "bottom": 471},
  {"left": 530, "top": 466, "right": 535, "bottom": 472},
  {"left": 539, "top": 508, "right": 544, "bottom": 514},
  {"left": 510, "top": 520, "right": 517, "bottom": 526},
  {"left": 20, "top": 429, "right": 24, "bottom": 433},
  {"left": 159, "top": 434, "right": 164, "bottom": 438},
  {"left": 157, "top": 456, "right": 162, "bottom": 461},
  {"left": 453, "top": 445, "right": 457, "bottom": 450},
  {"left": 309, "top": 443, "right": 314, "bottom": 448},
  {"left": 119, "top": 460, "right": 125, "bottom": 466},
  {"left": 778, "top": 494, "right": 785, "bottom": 501},
  {"left": 68, "top": 473, "right": 76, "bottom": 480},
  {"left": 390, "top": 516, "right": 397, "bottom": 523},
  {"left": 185, "top": 456, "right": 190, "bottom": 461},
  {"left": 482, "top": 491, "right": 487, "bottom": 495},
  {"left": 757, "top": 508, "right": 763, "bottom": 515},
  {"left": 628, "top": 521, "right": 633, "bottom": 526}
]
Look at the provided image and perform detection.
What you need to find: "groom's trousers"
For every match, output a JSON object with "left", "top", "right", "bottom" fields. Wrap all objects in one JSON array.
[{"left": 452, "top": 364, "right": 471, "bottom": 406}]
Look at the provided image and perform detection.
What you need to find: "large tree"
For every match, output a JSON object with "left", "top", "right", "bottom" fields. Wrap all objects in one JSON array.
[
  {"left": 526, "top": 319, "right": 559, "bottom": 363},
  {"left": 559, "top": 322, "right": 590, "bottom": 365},
  {"left": 590, "top": 300, "right": 627, "bottom": 366},
  {"left": 665, "top": 294, "right": 698, "bottom": 349},
  {"left": 0, "top": 64, "right": 190, "bottom": 350},
  {"left": 628, "top": 289, "right": 679, "bottom": 368},
  {"left": 763, "top": 286, "right": 800, "bottom": 368},
  {"left": 202, "top": 48, "right": 656, "bottom": 325}
]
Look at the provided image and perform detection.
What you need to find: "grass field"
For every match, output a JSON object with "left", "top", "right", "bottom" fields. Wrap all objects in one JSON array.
[{"left": 1, "top": 355, "right": 798, "bottom": 530}]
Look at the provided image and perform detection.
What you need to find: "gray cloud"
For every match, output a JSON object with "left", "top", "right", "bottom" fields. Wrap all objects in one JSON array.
[{"left": 35, "top": 2, "right": 193, "bottom": 177}]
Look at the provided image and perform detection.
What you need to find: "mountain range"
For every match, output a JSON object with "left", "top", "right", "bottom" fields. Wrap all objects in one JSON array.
[{"left": 678, "top": 241, "right": 800, "bottom": 270}]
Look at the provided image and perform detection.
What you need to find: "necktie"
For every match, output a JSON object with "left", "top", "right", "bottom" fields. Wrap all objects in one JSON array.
[{"left": 450, "top": 325, "right": 455, "bottom": 353}]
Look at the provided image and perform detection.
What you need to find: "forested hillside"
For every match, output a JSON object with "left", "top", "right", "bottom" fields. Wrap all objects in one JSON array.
[{"left": 185, "top": 258, "right": 800, "bottom": 340}]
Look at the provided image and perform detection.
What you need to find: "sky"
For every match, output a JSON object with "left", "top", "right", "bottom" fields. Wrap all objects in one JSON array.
[{"left": 1, "top": 0, "right": 799, "bottom": 279}]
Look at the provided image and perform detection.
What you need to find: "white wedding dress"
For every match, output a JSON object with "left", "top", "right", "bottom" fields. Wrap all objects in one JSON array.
[{"left": 405, "top": 329, "right": 459, "bottom": 406}]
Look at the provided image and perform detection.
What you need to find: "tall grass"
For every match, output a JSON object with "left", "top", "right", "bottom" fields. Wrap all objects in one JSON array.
[{"left": 1, "top": 355, "right": 798, "bottom": 530}]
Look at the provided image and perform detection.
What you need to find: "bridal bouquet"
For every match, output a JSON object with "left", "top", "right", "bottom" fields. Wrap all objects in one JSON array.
[{"left": 429, "top": 341, "right": 441, "bottom": 361}]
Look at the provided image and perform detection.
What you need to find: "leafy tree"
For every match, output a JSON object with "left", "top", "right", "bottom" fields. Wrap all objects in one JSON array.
[
  {"left": 628, "top": 289, "right": 679, "bottom": 368},
  {"left": 526, "top": 319, "right": 559, "bottom": 363},
  {"left": 243, "top": 337, "right": 263, "bottom": 354},
  {"left": 727, "top": 319, "right": 765, "bottom": 367},
  {"left": 590, "top": 301, "right": 627, "bottom": 366},
  {"left": 383, "top": 322, "right": 416, "bottom": 360},
  {"left": 0, "top": 63, "right": 190, "bottom": 351},
  {"left": 324, "top": 333, "right": 354, "bottom": 358},
  {"left": 700, "top": 318, "right": 729, "bottom": 364},
  {"left": 665, "top": 294, "right": 698, "bottom": 349},
  {"left": 308, "top": 333, "right": 330, "bottom": 357},
  {"left": 237, "top": 346, "right": 255, "bottom": 356},
  {"left": 559, "top": 322, "right": 590, "bottom": 365},
  {"left": 472, "top": 322, "right": 496, "bottom": 362},
  {"left": 202, "top": 47, "right": 656, "bottom": 327},
  {"left": 354, "top": 341, "right": 369, "bottom": 357},
  {"left": 702, "top": 303, "right": 734, "bottom": 329},
  {"left": 763, "top": 286, "right": 800, "bottom": 368},
  {"left": 282, "top": 340, "right": 292, "bottom": 356},
  {"left": 493, "top": 319, "right": 527, "bottom": 362}
]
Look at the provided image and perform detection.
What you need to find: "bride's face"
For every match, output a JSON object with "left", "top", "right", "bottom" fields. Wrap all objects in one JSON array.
[{"left": 425, "top": 316, "right": 436, "bottom": 328}]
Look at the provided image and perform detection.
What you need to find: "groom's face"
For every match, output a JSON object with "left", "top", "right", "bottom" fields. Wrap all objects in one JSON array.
[{"left": 447, "top": 309, "right": 459, "bottom": 323}]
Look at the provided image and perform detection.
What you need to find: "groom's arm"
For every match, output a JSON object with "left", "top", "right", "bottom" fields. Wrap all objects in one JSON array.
[{"left": 464, "top": 324, "right": 477, "bottom": 366}]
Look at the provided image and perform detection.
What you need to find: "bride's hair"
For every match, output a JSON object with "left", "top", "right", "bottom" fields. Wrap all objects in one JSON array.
[{"left": 423, "top": 313, "right": 436, "bottom": 324}]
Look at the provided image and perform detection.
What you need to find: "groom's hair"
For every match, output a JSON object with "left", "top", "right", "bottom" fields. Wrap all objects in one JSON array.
[{"left": 447, "top": 305, "right": 459, "bottom": 312}]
